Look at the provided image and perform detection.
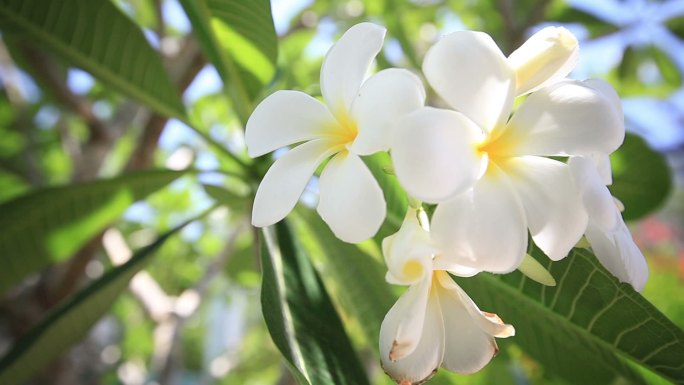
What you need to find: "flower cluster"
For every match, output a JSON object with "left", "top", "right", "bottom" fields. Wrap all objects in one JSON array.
[{"left": 245, "top": 22, "right": 648, "bottom": 384}]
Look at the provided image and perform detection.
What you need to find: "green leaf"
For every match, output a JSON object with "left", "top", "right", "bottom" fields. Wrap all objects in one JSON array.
[
  {"left": 260, "top": 221, "right": 371, "bottom": 385},
  {"left": 0, "top": 170, "right": 185, "bottom": 294},
  {"left": 0, "top": 0, "right": 185, "bottom": 119},
  {"left": 363, "top": 152, "right": 408, "bottom": 243},
  {"left": 0, "top": 219, "right": 194, "bottom": 385},
  {"left": 610, "top": 133, "right": 672, "bottom": 220},
  {"left": 293, "top": 208, "right": 396, "bottom": 345},
  {"left": 179, "top": 0, "right": 278, "bottom": 123},
  {"left": 457, "top": 245, "right": 684, "bottom": 385}
]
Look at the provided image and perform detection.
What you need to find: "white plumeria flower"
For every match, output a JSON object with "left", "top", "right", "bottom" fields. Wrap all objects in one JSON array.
[
  {"left": 246, "top": 22, "right": 425, "bottom": 243},
  {"left": 380, "top": 209, "right": 514, "bottom": 384},
  {"left": 391, "top": 29, "right": 625, "bottom": 273},
  {"left": 569, "top": 156, "right": 649, "bottom": 291}
]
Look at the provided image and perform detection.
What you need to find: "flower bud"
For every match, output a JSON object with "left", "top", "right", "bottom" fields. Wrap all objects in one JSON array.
[{"left": 508, "top": 26, "right": 579, "bottom": 95}]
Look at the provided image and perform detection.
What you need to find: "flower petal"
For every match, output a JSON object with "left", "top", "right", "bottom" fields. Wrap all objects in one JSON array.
[
  {"left": 503, "top": 80, "right": 625, "bottom": 157},
  {"left": 508, "top": 26, "right": 579, "bottom": 95},
  {"left": 252, "top": 139, "right": 336, "bottom": 227},
  {"left": 435, "top": 272, "right": 512, "bottom": 374},
  {"left": 350, "top": 68, "right": 426, "bottom": 155},
  {"left": 246, "top": 90, "right": 336, "bottom": 157},
  {"left": 568, "top": 156, "right": 618, "bottom": 231},
  {"left": 431, "top": 169, "right": 528, "bottom": 273},
  {"left": 585, "top": 220, "right": 649, "bottom": 292},
  {"left": 504, "top": 156, "right": 588, "bottom": 261},
  {"left": 320, "top": 22, "right": 386, "bottom": 118},
  {"left": 423, "top": 31, "right": 515, "bottom": 132},
  {"left": 380, "top": 277, "right": 444, "bottom": 384},
  {"left": 317, "top": 152, "right": 386, "bottom": 243},
  {"left": 391, "top": 107, "right": 485, "bottom": 203},
  {"left": 380, "top": 277, "right": 432, "bottom": 362},
  {"left": 382, "top": 209, "right": 436, "bottom": 285}
]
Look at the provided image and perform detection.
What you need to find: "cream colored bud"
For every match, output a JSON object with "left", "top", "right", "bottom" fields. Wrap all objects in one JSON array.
[{"left": 508, "top": 26, "right": 579, "bottom": 95}]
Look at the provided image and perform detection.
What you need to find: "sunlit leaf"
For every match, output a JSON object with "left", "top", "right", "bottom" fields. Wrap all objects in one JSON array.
[
  {"left": 457, "top": 245, "right": 684, "bottom": 385},
  {"left": 179, "top": 0, "right": 277, "bottom": 123},
  {"left": 260, "top": 221, "right": 371, "bottom": 385},
  {"left": 0, "top": 0, "right": 186, "bottom": 119},
  {"left": 610, "top": 133, "right": 672, "bottom": 220},
  {"left": 0, "top": 170, "right": 185, "bottom": 294},
  {"left": 0, "top": 218, "right": 194, "bottom": 385}
]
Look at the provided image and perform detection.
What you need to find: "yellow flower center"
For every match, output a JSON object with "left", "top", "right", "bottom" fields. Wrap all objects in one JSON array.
[
  {"left": 329, "top": 109, "right": 359, "bottom": 147},
  {"left": 402, "top": 260, "right": 424, "bottom": 282},
  {"left": 477, "top": 130, "right": 517, "bottom": 175}
]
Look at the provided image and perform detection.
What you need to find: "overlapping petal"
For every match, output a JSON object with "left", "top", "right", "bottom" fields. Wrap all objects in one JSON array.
[
  {"left": 508, "top": 26, "right": 579, "bottom": 95},
  {"left": 320, "top": 22, "right": 386, "bottom": 118},
  {"left": 317, "top": 152, "right": 386, "bottom": 243},
  {"left": 423, "top": 31, "right": 515, "bottom": 131},
  {"left": 569, "top": 156, "right": 619, "bottom": 230},
  {"left": 585, "top": 221, "right": 649, "bottom": 292},
  {"left": 245, "top": 90, "right": 336, "bottom": 157},
  {"left": 252, "top": 139, "right": 337, "bottom": 227},
  {"left": 350, "top": 68, "right": 426, "bottom": 155},
  {"left": 431, "top": 169, "right": 528, "bottom": 274},
  {"left": 380, "top": 278, "right": 444, "bottom": 384},
  {"left": 382, "top": 209, "right": 435, "bottom": 285},
  {"left": 436, "top": 272, "right": 514, "bottom": 374},
  {"left": 503, "top": 80, "right": 625, "bottom": 157},
  {"left": 504, "top": 156, "right": 588, "bottom": 261},
  {"left": 392, "top": 107, "right": 485, "bottom": 203}
]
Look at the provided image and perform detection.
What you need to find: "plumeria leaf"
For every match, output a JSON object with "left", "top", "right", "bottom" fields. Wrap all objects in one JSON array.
[
  {"left": 260, "top": 221, "right": 371, "bottom": 385},
  {"left": 0, "top": 0, "right": 185, "bottom": 119},
  {"left": 457, "top": 244, "right": 684, "bottom": 385},
  {"left": 0, "top": 170, "right": 186, "bottom": 295},
  {"left": 363, "top": 152, "right": 409, "bottom": 243},
  {"left": 609, "top": 133, "right": 672, "bottom": 220},
  {"left": 293, "top": 208, "right": 396, "bottom": 345},
  {"left": 179, "top": 0, "right": 277, "bottom": 122},
  {"left": 0, "top": 217, "right": 199, "bottom": 385}
]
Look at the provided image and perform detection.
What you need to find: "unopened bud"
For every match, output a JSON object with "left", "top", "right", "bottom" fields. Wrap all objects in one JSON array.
[{"left": 508, "top": 26, "right": 579, "bottom": 95}]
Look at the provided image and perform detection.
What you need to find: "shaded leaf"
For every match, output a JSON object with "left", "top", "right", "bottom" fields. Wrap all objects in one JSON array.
[
  {"left": 0, "top": 219, "right": 195, "bottom": 385},
  {"left": 610, "top": 133, "right": 672, "bottom": 220},
  {"left": 0, "top": 0, "right": 185, "bottom": 119},
  {"left": 0, "top": 170, "right": 185, "bottom": 294},
  {"left": 260, "top": 221, "right": 371, "bottom": 385},
  {"left": 457, "top": 245, "right": 684, "bottom": 385},
  {"left": 294, "top": 208, "right": 396, "bottom": 345},
  {"left": 363, "top": 152, "right": 408, "bottom": 244}
]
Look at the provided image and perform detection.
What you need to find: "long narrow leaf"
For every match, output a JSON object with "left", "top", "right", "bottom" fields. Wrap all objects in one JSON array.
[
  {"left": 0, "top": 0, "right": 185, "bottom": 119},
  {"left": 260, "top": 222, "right": 371, "bottom": 385},
  {"left": 0, "top": 216, "right": 200, "bottom": 385},
  {"left": 0, "top": 170, "right": 185, "bottom": 294}
]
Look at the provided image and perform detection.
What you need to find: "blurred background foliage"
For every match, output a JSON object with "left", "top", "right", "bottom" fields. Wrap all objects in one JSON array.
[{"left": 0, "top": 0, "right": 682, "bottom": 384}]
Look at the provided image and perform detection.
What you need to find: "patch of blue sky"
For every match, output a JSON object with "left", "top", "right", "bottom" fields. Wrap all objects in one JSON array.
[
  {"left": 159, "top": 119, "right": 201, "bottom": 151},
  {"left": 624, "top": 91, "right": 684, "bottom": 151},
  {"left": 34, "top": 106, "right": 60, "bottom": 130},
  {"left": 304, "top": 17, "right": 337, "bottom": 58},
  {"left": 162, "top": 0, "right": 191, "bottom": 34},
  {"left": 66, "top": 68, "right": 95, "bottom": 95},
  {"left": 272, "top": 0, "right": 314, "bottom": 35},
  {"left": 123, "top": 201, "right": 157, "bottom": 224},
  {"left": 0, "top": 67, "right": 41, "bottom": 103},
  {"left": 184, "top": 65, "right": 223, "bottom": 104}
]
